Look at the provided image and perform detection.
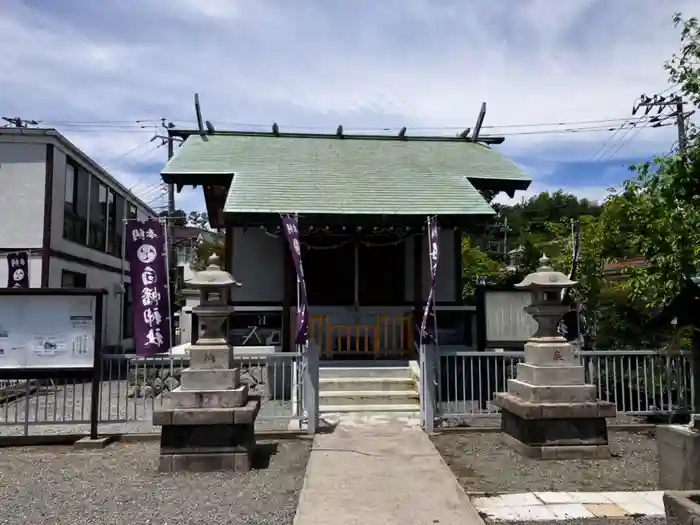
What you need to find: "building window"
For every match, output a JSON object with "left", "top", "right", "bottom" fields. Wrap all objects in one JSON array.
[
  {"left": 106, "top": 190, "right": 115, "bottom": 254},
  {"left": 177, "top": 245, "right": 194, "bottom": 264},
  {"left": 107, "top": 190, "right": 122, "bottom": 257},
  {"left": 123, "top": 282, "right": 133, "bottom": 339},
  {"left": 88, "top": 177, "right": 108, "bottom": 251},
  {"left": 61, "top": 270, "right": 87, "bottom": 288},
  {"left": 63, "top": 162, "right": 88, "bottom": 244},
  {"left": 127, "top": 203, "right": 137, "bottom": 220},
  {"left": 176, "top": 266, "right": 185, "bottom": 290}
]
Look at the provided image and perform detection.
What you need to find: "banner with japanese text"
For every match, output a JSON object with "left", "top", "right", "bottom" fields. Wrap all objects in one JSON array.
[
  {"left": 125, "top": 218, "right": 172, "bottom": 355},
  {"left": 281, "top": 214, "right": 309, "bottom": 345},
  {"left": 6, "top": 251, "right": 29, "bottom": 288},
  {"left": 420, "top": 216, "right": 440, "bottom": 343}
]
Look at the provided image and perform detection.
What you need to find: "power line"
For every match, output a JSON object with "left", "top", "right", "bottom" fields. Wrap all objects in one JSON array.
[
  {"left": 599, "top": 117, "right": 650, "bottom": 162},
  {"left": 33, "top": 119, "right": 673, "bottom": 138},
  {"left": 41, "top": 115, "right": 646, "bottom": 132}
]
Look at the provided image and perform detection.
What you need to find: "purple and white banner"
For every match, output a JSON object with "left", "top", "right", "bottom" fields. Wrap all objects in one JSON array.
[
  {"left": 420, "top": 216, "right": 440, "bottom": 342},
  {"left": 6, "top": 251, "right": 29, "bottom": 288},
  {"left": 281, "top": 214, "right": 309, "bottom": 345},
  {"left": 125, "top": 218, "right": 172, "bottom": 355}
]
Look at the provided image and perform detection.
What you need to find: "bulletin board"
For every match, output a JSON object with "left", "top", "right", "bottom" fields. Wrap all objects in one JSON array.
[{"left": 0, "top": 289, "right": 106, "bottom": 377}]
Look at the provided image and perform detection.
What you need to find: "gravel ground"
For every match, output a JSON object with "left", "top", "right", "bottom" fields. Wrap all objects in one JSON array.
[
  {"left": 432, "top": 429, "right": 659, "bottom": 494},
  {"left": 0, "top": 380, "right": 296, "bottom": 435},
  {"left": 0, "top": 439, "right": 311, "bottom": 525}
]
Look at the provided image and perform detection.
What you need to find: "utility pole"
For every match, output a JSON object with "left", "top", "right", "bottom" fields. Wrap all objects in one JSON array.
[
  {"left": 633, "top": 93, "right": 688, "bottom": 153},
  {"left": 159, "top": 120, "right": 179, "bottom": 339},
  {"left": 676, "top": 97, "right": 687, "bottom": 153}
]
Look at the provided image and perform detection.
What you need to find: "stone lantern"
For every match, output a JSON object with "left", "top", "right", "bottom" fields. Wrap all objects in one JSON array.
[
  {"left": 493, "top": 255, "right": 616, "bottom": 459},
  {"left": 153, "top": 254, "right": 260, "bottom": 472}
]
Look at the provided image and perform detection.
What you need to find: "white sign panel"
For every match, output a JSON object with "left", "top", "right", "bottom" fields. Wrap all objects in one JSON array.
[{"left": 0, "top": 294, "right": 96, "bottom": 369}]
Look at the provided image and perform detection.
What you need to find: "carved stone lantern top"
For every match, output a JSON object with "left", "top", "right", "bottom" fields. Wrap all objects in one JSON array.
[
  {"left": 186, "top": 255, "right": 241, "bottom": 308},
  {"left": 516, "top": 255, "right": 577, "bottom": 339},
  {"left": 186, "top": 255, "right": 240, "bottom": 289},
  {"left": 515, "top": 255, "right": 577, "bottom": 291}
]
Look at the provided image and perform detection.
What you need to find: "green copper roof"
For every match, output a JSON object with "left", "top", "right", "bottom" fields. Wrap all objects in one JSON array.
[{"left": 162, "top": 133, "right": 530, "bottom": 216}]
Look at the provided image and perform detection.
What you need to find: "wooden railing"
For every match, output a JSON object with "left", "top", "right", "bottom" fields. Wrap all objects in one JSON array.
[{"left": 308, "top": 314, "right": 414, "bottom": 359}]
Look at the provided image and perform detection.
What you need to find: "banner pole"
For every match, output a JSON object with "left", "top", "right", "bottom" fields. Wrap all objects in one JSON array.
[
  {"left": 118, "top": 219, "right": 127, "bottom": 344},
  {"left": 161, "top": 217, "right": 175, "bottom": 358}
]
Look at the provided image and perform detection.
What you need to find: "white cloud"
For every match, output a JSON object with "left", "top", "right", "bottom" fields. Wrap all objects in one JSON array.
[{"left": 0, "top": 0, "right": 695, "bottom": 211}]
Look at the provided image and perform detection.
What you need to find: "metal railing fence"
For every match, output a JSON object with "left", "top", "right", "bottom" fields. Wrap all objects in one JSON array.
[
  {"left": 0, "top": 350, "right": 313, "bottom": 436},
  {"left": 437, "top": 348, "right": 694, "bottom": 421}
]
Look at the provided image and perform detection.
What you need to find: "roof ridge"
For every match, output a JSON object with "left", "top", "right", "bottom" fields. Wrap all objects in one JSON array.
[{"left": 172, "top": 129, "right": 505, "bottom": 145}]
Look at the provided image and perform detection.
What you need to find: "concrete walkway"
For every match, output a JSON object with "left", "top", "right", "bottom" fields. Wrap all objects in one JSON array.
[{"left": 293, "top": 418, "right": 484, "bottom": 525}]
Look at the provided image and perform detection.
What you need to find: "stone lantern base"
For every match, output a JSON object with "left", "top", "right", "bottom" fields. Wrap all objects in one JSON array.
[
  {"left": 657, "top": 417, "right": 700, "bottom": 490},
  {"left": 493, "top": 338, "right": 616, "bottom": 460},
  {"left": 153, "top": 342, "right": 261, "bottom": 472}
]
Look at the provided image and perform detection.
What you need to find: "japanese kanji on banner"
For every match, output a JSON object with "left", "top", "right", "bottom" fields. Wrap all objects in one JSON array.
[
  {"left": 125, "top": 218, "right": 172, "bottom": 355},
  {"left": 281, "top": 214, "right": 309, "bottom": 345},
  {"left": 6, "top": 251, "right": 29, "bottom": 288},
  {"left": 420, "top": 216, "right": 440, "bottom": 342}
]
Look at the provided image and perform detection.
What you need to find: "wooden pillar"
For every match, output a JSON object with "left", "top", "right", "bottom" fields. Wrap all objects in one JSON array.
[
  {"left": 475, "top": 283, "right": 487, "bottom": 351},
  {"left": 224, "top": 226, "right": 234, "bottom": 272},
  {"left": 453, "top": 228, "right": 462, "bottom": 303},
  {"left": 413, "top": 233, "right": 423, "bottom": 333},
  {"left": 282, "top": 237, "right": 293, "bottom": 353},
  {"left": 223, "top": 225, "right": 234, "bottom": 338}
]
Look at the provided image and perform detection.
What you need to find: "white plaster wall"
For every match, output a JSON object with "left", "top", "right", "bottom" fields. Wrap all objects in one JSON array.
[
  {"left": 48, "top": 256, "right": 131, "bottom": 346},
  {"left": 229, "top": 227, "right": 284, "bottom": 302},
  {"left": 404, "top": 229, "right": 456, "bottom": 303},
  {"left": 0, "top": 142, "right": 46, "bottom": 249},
  {"left": 0, "top": 254, "right": 43, "bottom": 288},
  {"left": 485, "top": 290, "right": 537, "bottom": 343},
  {"left": 179, "top": 261, "right": 196, "bottom": 282}
]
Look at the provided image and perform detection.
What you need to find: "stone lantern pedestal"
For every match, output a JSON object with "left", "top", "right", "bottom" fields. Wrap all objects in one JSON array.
[
  {"left": 153, "top": 255, "right": 260, "bottom": 472},
  {"left": 493, "top": 256, "right": 616, "bottom": 459}
]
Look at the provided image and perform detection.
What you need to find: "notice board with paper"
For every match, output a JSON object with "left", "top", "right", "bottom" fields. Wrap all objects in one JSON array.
[{"left": 0, "top": 291, "right": 102, "bottom": 369}]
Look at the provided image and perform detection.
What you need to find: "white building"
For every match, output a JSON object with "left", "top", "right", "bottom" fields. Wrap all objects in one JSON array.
[{"left": 0, "top": 128, "right": 158, "bottom": 348}]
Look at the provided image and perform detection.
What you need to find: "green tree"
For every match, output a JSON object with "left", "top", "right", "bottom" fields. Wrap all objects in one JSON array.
[
  {"left": 461, "top": 236, "right": 505, "bottom": 303},
  {"left": 160, "top": 209, "right": 186, "bottom": 227},
  {"left": 599, "top": 13, "right": 700, "bottom": 309},
  {"left": 191, "top": 239, "right": 225, "bottom": 271},
  {"left": 547, "top": 216, "right": 605, "bottom": 311},
  {"left": 187, "top": 211, "right": 210, "bottom": 229}
]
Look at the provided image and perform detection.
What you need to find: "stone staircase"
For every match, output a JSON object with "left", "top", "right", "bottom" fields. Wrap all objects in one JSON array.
[{"left": 319, "top": 362, "right": 420, "bottom": 413}]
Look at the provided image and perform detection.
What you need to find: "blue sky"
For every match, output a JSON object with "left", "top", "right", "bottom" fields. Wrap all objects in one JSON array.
[{"left": 0, "top": 0, "right": 695, "bottom": 212}]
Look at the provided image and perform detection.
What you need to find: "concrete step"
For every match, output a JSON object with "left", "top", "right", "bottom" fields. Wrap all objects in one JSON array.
[
  {"left": 319, "top": 366, "right": 411, "bottom": 379},
  {"left": 319, "top": 404, "right": 420, "bottom": 413},
  {"left": 319, "top": 390, "right": 419, "bottom": 406},
  {"left": 320, "top": 377, "right": 416, "bottom": 392}
]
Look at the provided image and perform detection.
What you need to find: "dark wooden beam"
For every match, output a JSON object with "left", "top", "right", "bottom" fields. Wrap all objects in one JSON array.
[
  {"left": 224, "top": 227, "right": 234, "bottom": 273},
  {"left": 413, "top": 234, "right": 423, "bottom": 330},
  {"left": 41, "top": 144, "right": 54, "bottom": 287},
  {"left": 194, "top": 93, "right": 205, "bottom": 138},
  {"left": 454, "top": 229, "right": 462, "bottom": 303},
  {"left": 472, "top": 102, "right": 487, "bottom": 143},
  {"left": 224, "top": 212, "right": 495, "bottom": 230}
]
